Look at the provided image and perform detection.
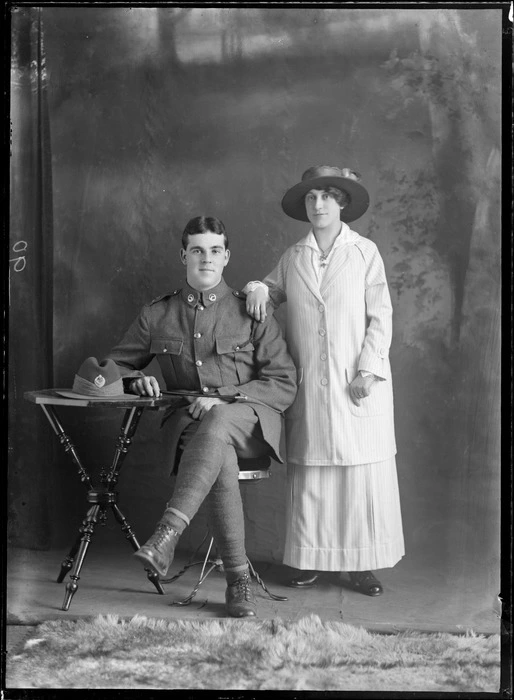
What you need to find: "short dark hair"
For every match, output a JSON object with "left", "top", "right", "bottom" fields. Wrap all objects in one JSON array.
[
  {"left": 325, "top": 186, "right": 350, "bottom": 207},
  {"left": 182, "top": 216, "right": 229, "bottom": 250},
  {"left": 306, "top": 186, "right": 350, "bottom": 207}
]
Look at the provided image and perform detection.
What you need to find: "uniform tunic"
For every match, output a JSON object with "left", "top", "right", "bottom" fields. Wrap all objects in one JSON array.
[
  {"left": 106, "top": 278, "right": 297, "bottom": 473},
  {"left": 261, "top": 223, "right": 404, "bottom": 571}
]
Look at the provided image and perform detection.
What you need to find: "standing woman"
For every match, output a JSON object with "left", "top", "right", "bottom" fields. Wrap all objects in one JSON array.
[{"left": 244, "top": 165, "right": 404, "bottom": 595}]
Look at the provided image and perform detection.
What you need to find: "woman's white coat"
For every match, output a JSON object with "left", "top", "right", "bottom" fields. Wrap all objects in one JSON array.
[{"left": 265, "top": 223, "right": 397, "bottom": 466}]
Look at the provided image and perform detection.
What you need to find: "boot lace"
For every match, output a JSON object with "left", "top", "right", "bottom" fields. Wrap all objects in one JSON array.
[
  {"left": 232, "top": 572, "right": 254, "bottom": 602},
  {"left": 149, "top": 524, "right": 177, "bottom": 552}
]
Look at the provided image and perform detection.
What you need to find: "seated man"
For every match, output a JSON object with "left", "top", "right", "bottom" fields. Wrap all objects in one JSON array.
[{"left": 104, "top": 215, "right": 297, "bottom": 617}]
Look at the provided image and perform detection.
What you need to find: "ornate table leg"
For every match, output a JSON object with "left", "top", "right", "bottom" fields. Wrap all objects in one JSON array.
[
  {"left": 39, "top": 402, "right": 165, "bottom": 608},
  {"left": 57, "top": 532, "right": 83, "bottom": 583},
  {"left": 101, "top": 406, "right": 165, "bottom": 594},
  {"left": 101, "top": 406, "right": 144, "bottom": 490},
  {"left": 39, "top": 404, "right": 97, "bottom": 586},
  {"left": 111, "top": 502, "right": 165, "bottom": 595},
  {"left": 40, "top": 403, "right": 94, "bottom": 490},
  {"left": 62, "top": 503, "right": 102, "bottom": 611}
]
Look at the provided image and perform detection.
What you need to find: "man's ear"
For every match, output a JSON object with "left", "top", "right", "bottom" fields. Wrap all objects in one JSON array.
[
  {"left": 224, "top": 249, "right": 231, "bottom": 266},
  {"left": 180, "top": 248, "right": 187, "bottom": 265}
]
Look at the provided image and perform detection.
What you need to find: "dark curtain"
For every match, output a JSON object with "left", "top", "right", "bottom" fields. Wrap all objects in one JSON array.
[{"left": 9, "top": 7, "right": 54, "bottom": 548}]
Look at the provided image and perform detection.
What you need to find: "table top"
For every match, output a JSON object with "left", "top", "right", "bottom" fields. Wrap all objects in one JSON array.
[{"left": 24, "top": 389, "right": 180, "bottom": 410}]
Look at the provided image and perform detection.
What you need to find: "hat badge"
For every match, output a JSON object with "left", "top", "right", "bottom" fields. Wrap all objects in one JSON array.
[{"left": 94, "top": 374, "right": 106, "bottom": 388}]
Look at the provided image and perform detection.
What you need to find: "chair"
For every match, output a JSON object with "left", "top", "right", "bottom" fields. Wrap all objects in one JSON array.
[{"left": 161, "top": 455, "right": 288, "bottom": 605}]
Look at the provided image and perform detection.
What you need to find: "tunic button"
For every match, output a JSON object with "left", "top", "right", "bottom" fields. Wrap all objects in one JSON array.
[
  {"left": 318, "top": 305, "right": 324, "bottom": 313},
  {"left": 202, "top": 387, "right": 210, "bottom": 393},
  {"left": 208, "top": 293, "right": 216, "bottom": 302},
  {"left": 198, "top": 305, "right": 204, "bottom": 311},
  {"left": 187, "top": 294, "right": 194, "bottom": 303},
  {"left": 319, "top": 329, "right": 326, "bottom": 336},
  {"left": 195, "top": 360, "right": 203, "bottom": 367},
  {"left": 321, "top": 378, "right": 328, "bottom": 385},
  {"left": 194, "top": 332, "right": 201, "bottom": 339},
  {"left": 320, "top": 353, "right": 327, "bottom": 361},
  {"left": 163, "top": 348, "right": 167, "bottom": 353}
]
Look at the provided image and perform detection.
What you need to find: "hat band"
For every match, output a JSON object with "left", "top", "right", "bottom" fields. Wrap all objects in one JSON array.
[{"left": 72, "top": 374, "right": 126, "bottom": 397}]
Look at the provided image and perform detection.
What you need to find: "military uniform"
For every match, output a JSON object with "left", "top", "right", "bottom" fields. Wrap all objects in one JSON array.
[{"left": 107, "top": 277, "right": 297, "bottom": 470}]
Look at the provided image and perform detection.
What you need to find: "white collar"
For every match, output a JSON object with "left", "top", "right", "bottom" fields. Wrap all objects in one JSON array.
[{"left": 297, "top": 222, "right": 357, "bottom": 251}]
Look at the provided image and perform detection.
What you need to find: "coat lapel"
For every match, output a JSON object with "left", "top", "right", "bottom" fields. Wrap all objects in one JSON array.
[
  {"left": 292, "top": 242, "right": 324, "bottom": 303},
  {"left": 319, "top": 227, "right": 360, "bottom": 297}
]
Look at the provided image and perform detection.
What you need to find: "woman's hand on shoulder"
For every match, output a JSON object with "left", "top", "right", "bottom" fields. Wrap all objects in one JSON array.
[{"left": 246, "top": 287, "right": 268, "bottom": 323}]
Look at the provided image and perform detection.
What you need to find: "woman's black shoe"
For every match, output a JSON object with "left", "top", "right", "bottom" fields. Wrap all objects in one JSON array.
[
  {"left": 288, "top": 570, "right": 321, "bottom": 588},
  {"left": 348, "top": 570, "right": 383, "bottom": 596}
]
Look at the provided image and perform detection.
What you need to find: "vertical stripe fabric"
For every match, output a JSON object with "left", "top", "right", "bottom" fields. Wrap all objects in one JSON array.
[
  {"left": 261, "top": 223, "right": 404, "bottom": 571},
  {"left": 264, "top": 224, "right": 397, "bottom": 466},
  {"left": 283, "top": 458, "right": 405, "bottom": 571}
]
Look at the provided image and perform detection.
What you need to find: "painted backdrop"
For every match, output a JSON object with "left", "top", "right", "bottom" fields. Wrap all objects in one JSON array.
[{"left": 9, "top": 6, "right": 502, "bottom": 628}]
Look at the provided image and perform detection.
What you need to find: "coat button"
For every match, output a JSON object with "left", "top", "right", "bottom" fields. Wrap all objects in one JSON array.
[
  {"left": 195, "top": 360, "right": 203, "bottom": 367},
  {"left": 163, "top": 348, "right": 167, "bottom": 353},
  {"left": 187, "top": 294, "right": 194, "bottom": 303},
  {"left": 319, "top": 329, "right": 326, "bottom": 336},
  {"left": 194, "top": 332, "right": 201, "bottom": 339},
  {"left": 321, "top": 378, "right": 328, "bottom": 385},
  {"left": 202, "top": 386, "right": 210, "bottom": 393},
  {"left": 318, "top": 305, "right": 324, "bottom": 313},
  {"left": 197, "top": 305, "right": 204, "bottom": 311},
  {"left": 208, "top": 293, "right": 216, "bottom": 302},
  {"left": 320, "top": 353, "right": 327, "bottom": 361}
]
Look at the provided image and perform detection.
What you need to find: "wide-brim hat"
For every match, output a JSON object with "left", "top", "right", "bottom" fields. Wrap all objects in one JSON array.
[
  {"left": 281, "top": 165, "right": 370, "bottom": 223},
  {"left": 56, "top": 357, "right": 134, "bottom": 400}
]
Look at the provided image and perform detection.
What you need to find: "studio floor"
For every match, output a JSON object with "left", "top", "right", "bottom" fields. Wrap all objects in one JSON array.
[{"left": 6, "top": 537, "right": 501, "bottom": 657}]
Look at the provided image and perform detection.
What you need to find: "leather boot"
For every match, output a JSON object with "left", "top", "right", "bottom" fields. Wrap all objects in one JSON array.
[
  {"left": 288, "top": 570, "right": 321, "bottom": 588},
  {"left": 348, "top": 570, "right": 383, "bottom": 596},
  {"left": 133, "top": 523, "right": 181, "bottom": 578},
  {"left": 225, "top": 570, "right": 257, "bottom": 617}
]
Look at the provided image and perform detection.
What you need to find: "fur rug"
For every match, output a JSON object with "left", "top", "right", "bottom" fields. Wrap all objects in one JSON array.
[{"left": 6, "top": 614, "right": 500, "bottom": 692}]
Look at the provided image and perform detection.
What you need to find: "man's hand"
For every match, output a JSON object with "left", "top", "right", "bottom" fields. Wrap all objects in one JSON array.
[
  {"left": 188, "top": 396, "right": 225, "bottom": 420},
  {"left": 129, "top": 376, "right": 161, "bottom": 397},
  {"left": 349, "top": 374, "right": 376, "bottom": 406},
  {"left": 246, "top": 288, "right": 268, "bottom": 323}
]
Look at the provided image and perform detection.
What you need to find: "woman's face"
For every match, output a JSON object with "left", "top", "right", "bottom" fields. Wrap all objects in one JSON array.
[{"left": 304, "top": 189, "right": 342, "bottom": 230}]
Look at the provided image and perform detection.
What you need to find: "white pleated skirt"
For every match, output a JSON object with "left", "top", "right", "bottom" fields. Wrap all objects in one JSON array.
[{"left": 283, "top": 457, "right": 405, "bottom": 572}]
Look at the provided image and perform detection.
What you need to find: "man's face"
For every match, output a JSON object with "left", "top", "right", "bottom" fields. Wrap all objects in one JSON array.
[
  {"left": 180, "top": 232, "right": 230, "bottom": 291},
  {"left": 304, "top": 189, "right": 342, "bottom": 230}
]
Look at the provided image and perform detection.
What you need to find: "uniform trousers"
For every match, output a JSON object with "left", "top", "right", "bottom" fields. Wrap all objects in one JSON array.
[{"left": 164, "top": 404, "right": 270, "bottom": 573}]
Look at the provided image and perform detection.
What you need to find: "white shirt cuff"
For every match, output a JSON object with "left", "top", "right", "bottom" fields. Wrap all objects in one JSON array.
[{"left": 243, "top": 281, "right": 269, "bottom": 297}]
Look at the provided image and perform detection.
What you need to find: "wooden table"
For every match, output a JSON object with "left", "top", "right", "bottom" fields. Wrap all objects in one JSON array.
[{"left": 24, "top": 389, "right": 180, "bottom": 611}]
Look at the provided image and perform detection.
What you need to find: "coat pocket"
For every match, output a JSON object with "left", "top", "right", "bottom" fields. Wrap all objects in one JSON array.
[
  {"left": 215, "top": 337, "right": 255, "bottom": 355},
  {"left": 151, "top": 337, "right": 184, "bottom": 386},
  {"left": 150, "top": 337, "right": 184, "bottom": 356},
  {"left": 345, "top": 367, "right": 385, "bottom": 418},
  {"left": 216, "top": 336, "right": 255, "bottom": 384}
]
